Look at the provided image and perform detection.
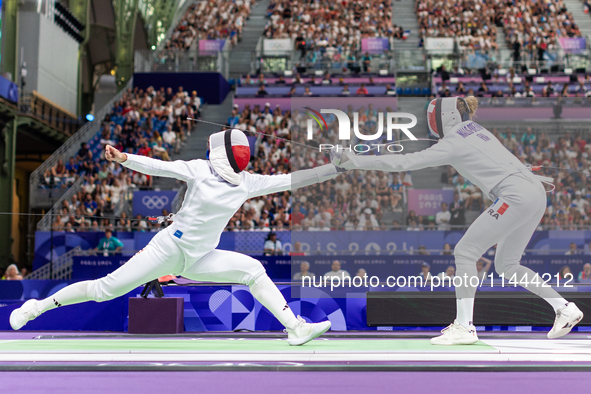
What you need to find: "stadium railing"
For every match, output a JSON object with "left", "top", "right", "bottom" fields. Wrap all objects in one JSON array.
[
  {"left": 19, "top": 91, "right": 80, "bottom": 136},
  {"left": 36, "top": 177, "right": 84, "bottom": 231},
  {"left": 255, "top": 49, "right": 423, "bottom": 74},
  {"left": 134, "top": 46, "right": 232, "bottom": 79},
  {"left": 26, "top": 246, "right": 81, "bottom": 280},
  {"left": 134, "top": 49, "right": 428, "bottom": 76},
  {"left": 29, "top": 79, "right": 133, "bottom": 210}
]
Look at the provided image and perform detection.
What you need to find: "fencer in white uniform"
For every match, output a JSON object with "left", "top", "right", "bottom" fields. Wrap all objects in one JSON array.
[
  {"left": 11, "top": 129, "right": 337, "bottom": 345},
  {"left": 333, "top": 96, "right": 583, "bottom": 345}
]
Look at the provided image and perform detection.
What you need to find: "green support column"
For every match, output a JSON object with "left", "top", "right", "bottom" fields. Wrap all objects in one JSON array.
[
  {"left": 0, "top": 118, "right": 18, "bottom": 269},
  {"left": 70, "top": 0, "right": 91, "bottom": 117},
  {"left": 1, "top": 0, "right": 19, "bottom": 81},
  {"left": 114, "top": 0, "right": 139, "bottom": 90}
]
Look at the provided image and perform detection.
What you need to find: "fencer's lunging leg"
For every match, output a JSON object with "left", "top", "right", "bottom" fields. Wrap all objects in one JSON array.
[
  {"left": 10, "top": 233, "right": 184, "bottom": 330},
  {"left": 181, "top": 250, "right": 331, "bottom": 345},
  {"left": 249, "top": 274, "right": 299, "bottom": 330},
  {"left": 182, "top": 250, "right": 298, "bottom": 330}
]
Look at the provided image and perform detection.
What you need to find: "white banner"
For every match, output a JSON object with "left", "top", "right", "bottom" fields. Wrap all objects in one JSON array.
[
  {"left": 425, "top": 38, "right": 455, "bottom": 54},
  {"left": 263, "top": 38, "right": 293, "bottom": 55}
]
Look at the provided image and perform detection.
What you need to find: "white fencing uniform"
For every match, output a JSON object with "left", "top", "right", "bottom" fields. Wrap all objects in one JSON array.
[
  {"left": 34, "top": 131, "right": 339, "bottom": 331},
  {"left": 56, "top": 155, "right": 338, "bottom": 300},
  {"left": 340, "top": 97, "right": 567, "bottom": 327}
]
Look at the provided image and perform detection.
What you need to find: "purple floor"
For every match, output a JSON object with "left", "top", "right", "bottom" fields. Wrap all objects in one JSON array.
[{"left": 0, "top": 371, "right": 587, "bottom": 394}]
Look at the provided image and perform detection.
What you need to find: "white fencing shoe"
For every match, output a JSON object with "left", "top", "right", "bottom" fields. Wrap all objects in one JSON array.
[
  {"left": 9, "top": 299, "right": 42, "bottom": 330},
  {"left": 430, "top": 320, "right": 479, "bottom": 345},
  {"left": 286, "top": 316, "right": 331, "bottom": 346},
  {"left": 548, "top": 302, "right": 583, "bottom": 339}
]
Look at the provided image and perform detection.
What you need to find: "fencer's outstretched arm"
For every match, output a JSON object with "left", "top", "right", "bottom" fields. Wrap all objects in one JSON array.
[
  {"left": 341, "top": 139, "right": 454, "bottom": 172},
  {"left": 246, "top": 164, "right": 339, "bottom": 198},
  {"left": 106, "top": 146, "right": 199, "bottom": 183},
  {"left": 122, "top": 154, "right": 200, "bottom": 182}
]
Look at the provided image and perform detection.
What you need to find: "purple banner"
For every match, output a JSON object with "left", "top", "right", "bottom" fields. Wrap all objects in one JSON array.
[
  {"left": 477, "top": 106, "right": 591, "bottom": 121},
  {"left": 558, "top": 37, "right": 586, "bottom": 54},
  {"left": 199, "top": 39, "right": 225, "bottom": 54},
  {"left": 361, "top": 38, "right": 390, "bottom": 53},
  {"left": 407, "top": 189, "right": 455, "bottom": 216}
]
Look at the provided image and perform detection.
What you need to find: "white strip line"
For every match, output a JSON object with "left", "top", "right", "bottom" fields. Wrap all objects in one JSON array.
[
  {"left": 0, "top": 341, "right": 19, "bottom": 345},
  {"left": 1, "top": 353, "right": 591, "bottom": 362}
]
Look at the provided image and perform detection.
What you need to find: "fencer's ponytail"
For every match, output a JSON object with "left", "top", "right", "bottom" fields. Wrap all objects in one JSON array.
[{"left": 458, "top": 96, "right": 479, "bottom": 119}]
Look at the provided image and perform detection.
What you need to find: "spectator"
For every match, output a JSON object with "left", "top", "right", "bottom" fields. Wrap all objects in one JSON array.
[
  {"left": 2, "top": 264, "right": 23, "bottom": 280},
  {"left": 290, "top": 241, "right": 306, "bottom": 256},
  {"left": 95, "top": 229, "right": 123, "bottom": 256},
  {"left": 419, "top": 262, "right": 432, "bottom": 281},
  {"left": 418, "top": 245, "right": 430, "bottom": 255},
  {"left": 449, "top": 192, "right": 466, "bottom": 226},
  {"left": 356, "top": 84, "right": 369, "bottom": 95},
  {"left": 439, "top": 265, "right": 455, "bottom": 279},
  {"left": 341, "top": 85, "right": 351, "bottom": 95},
  {"left": 435, "top": 202, "right": 451, "bottom": 231},
  {"left": 441, "top": 243, "right": 453, "bottom": 255},
  {"left": 359, "top": 208, "right": 379, "bottom": 230},
  {"left": 477, "top": 257, "right": 492, "bottom": 280},
  {"left": 572, "top": 191, "right": 588, "bottom": 215},
  {"left": 578, "top": 263, "right": 591, "bottom": 283},
  {"left": 324, "top": 260, "right": 350, "bottom": 280},
  {"left": 264, "top": 232, "right": 283, "bottom": 256},
  {"left": 565, "top": 243, "right": 580, "bottom": 255},
  {"left": 361, "top": 52, "right": 372, "bottom": 72},
  {"left": 256, "top": 85, "right": 268, "bottom": 96},
  {"left": 293, "top": 261, "right": 315, "bottom": 282},
  {"left": 355, "top": 268, "right": 367, "bottom": 278},
  {"left": 559, "top": 266, "right": 573, "bottom": 281},
  {"left": 83, "top": 193, "right": 98, "bottom": 216}
]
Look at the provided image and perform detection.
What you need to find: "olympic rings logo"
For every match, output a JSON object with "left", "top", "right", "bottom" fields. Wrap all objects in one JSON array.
[{"left": 142, "top": 195, "right": 169, "bottom": 209}]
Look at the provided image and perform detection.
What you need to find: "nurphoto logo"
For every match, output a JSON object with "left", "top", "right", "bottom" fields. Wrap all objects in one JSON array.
[{"left": 304, "top": 107, "right": 419, "bottom": 153}]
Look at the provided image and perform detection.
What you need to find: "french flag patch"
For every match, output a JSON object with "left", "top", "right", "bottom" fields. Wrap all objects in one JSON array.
[
  {"left": 173, "top": 230, "right": 183, "bottom": 239},
  {"left": 497, "top": 203, "right": 509, "bottom": 215}
]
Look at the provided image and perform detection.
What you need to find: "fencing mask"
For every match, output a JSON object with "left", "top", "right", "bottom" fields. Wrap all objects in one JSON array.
[
  {"left": 427, "top": 97, "right": 471, "bottom": 139},
  {"left": 209, "top": 129, "right": 251, "bottom": 185}
]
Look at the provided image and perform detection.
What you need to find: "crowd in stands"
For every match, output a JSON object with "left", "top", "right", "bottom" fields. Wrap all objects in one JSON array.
[
  {"left": 264, "top": 0, "right": 404, "bottom": 65},
  {"left": 416, "top": 0, "right": 499, "bottom": 51},
  {"left": 417, "top": 0, "right": 582, "bottom": 61},
  {"left": 436, "top": 73, "right": 591, "bottom": 99},
  {"left": 156, "top": 0, "right": 253, "bottom": 64},
  {"left": 238, "top": 73, "right": 397, "bottom": 96},
  {"left": 44, "top": 86, "right": 201, "bottom": 233},
  {"left": 224, "top": 102, "right": 411, "bottom": 232}
]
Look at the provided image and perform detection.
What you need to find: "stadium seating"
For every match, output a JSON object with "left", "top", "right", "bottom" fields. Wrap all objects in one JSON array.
[{"left": 44, "top": 86, "right": 202, "bottom": 233}]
